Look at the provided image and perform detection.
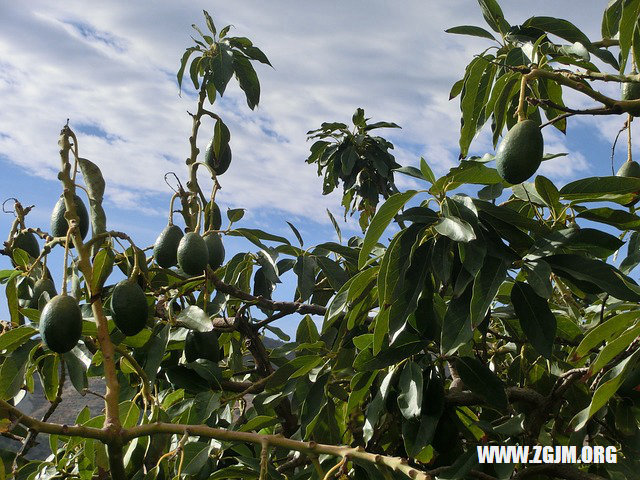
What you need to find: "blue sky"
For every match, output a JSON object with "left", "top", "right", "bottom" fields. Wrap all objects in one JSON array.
[{"left": 0, "top": 1, "right": 632, "bottom": 337}]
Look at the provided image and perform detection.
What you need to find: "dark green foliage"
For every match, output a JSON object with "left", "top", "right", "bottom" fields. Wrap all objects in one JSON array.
[
  {"left": 50, "top": 194, "right": 90, "bottom": 241},
  {"left": 111, "top": 279, "right": 148, "bottom": 336},
  {"left": 28, "top": 278, "right": 57, "bottom": 309},
  {"left": 39, "top": 294, "right": 82, "bottom": 353},
  {"left": 495, "top": 120, "right": 544, "bottom": 184},
  {"left": 306, "top": 108, "right": 401, "bottom": 229},
  {"left": 177, "top": 232, "right": 209, "bottom": 276},
  {"left": 203, "top": 232, "right": 225, "bottom": 269},
  {"left": 153, "top": 224, "right": 184, "bottom": 268},
  {"left": 13, "top": 231, "right": 39, "bottom": 258},
  {"left": 184, "top": 330, "right": 220, "bottom": 363},
  {"left": 253, "top": 267, "right": 273, "bottom": 299}
]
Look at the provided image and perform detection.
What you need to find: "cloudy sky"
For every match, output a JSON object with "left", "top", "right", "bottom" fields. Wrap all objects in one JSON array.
[{"left": 0, "top": 1, "right": 629, "bottom": 333}]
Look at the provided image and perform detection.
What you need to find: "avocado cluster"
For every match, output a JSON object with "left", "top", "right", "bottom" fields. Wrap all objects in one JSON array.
[
  {"left": 495, "top": 120, "right": 544, "bottom": 185},
  {"left": 154, "top": 223, "right": 225, "bottom": 275}
]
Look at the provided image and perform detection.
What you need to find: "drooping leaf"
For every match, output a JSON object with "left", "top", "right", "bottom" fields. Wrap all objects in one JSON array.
[
  {"left": 397, "top": 361, "right": 423, "bottom": 420},
  {"left": 454, "top": 356, "right": 507, "bottom": 411},
  {"left": 511, "top": 281, "right": 557, "bottom": 359}
]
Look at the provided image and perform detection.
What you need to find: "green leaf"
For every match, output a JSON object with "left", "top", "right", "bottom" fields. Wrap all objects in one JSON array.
[
  {"left": 189, "top": 55, "right": 201, "bottom": 89},
  {"left": 477, "top": 0, "right": 510, "bottom": 34},
  {"left": 589, "top": 324, "right": 640, "bottom": 376},
  {"left": 449, "top": 78, "right": 464, "bottom": 100},
  {"left": 6, "top": 276, "right": 19, "bottom": 326},
  {"left": 326, "top": 209, "right": 342, "bottom": 243},
  {"left": 602, "top": 0, "right": 623, "bottom": 39},
  {"left": 434, "top": 217, "right": 476, "bottom": 243},
  {"left": 459, "top": 57, "right": 494, "bottom": 157},
  {"left": 511, "top": 282, "right": 556, "bottom": 359},
  {"left": 455, "top": 356, "right": 507, "bottom": 411},
  {"left": 570, "top": 350, "right": 640, "bottom": 431},
  {"left": 202, "top": 10, "right": 216, "bottom": 35},
  {"left": 64, "top": 347, "right": 90, "bottom": 393},
  {"left": 226, "top": 208, "right": 245, "bottom": 224},
  {"left": 286, "top": 221, "right": 303, "bottom": 247},
  {"left": 0, "top": 340, "right": 36, "bottom": 400},
  {"left": 176, "top": 306, "right": 212, "bottom": 332},
  {"left": 293, "top": 255, "right": 317, "bottom": 302},
  {"left": 177, "top": 48, "right": 198, "bottom": 92},
  {"left": 560, "top": 176, "right": 640, "bottom": 202},
  {"left": 91, "top": 248, "right": 114, "bottom": 291},
  {"left": 470, "top": 255, "right": 508, "bottom": 326},
  {"left": 535, "top": 175, "right": 560, "bottom": 210},
  {"left": 619, "top": 0, "right": 640, "bottom": 72},
  {"left": 524, "top": 259, "right": 553, "bottom": 299},
  {"left": 420, "top": 157, "right": 436, "bottom": 184},
  {"left": 0, "top": 326, "right": 36, "bottom": 351},
  {"left": 441, "top": 285, "right": 474, "bottom": 355},
  {"left": 212, "top": 44, "right": 234, "bottom": 96},
  {"left": 577, "top": 207, "right": 640, "bottom": 230},
  {"left": 397, "top": 361, "right": 423, "bottom": 420},
  {"left": 523, "top": 16, "right": 592, "bottom": 45},
  {"left": 296, "top": 315, "right": 319, "bottom": 344},
  {"left": 547, "top": 254, "right": 640, "bottom": 301},
  {"left": 315, "top": 256, "right": 348, "bottom": 291},
  {"left": 446, "top": 25, "right": 497, "bottom": 41},
  {"left": 144, "top": 324, "right": 170, "bottom": 383},
  {"left": 39, "top": 354, "right": 59, "bottom": 402},
  {"left": 573, "top": 311, "right": 640, "bottom": 360},
  {"left": 232, "top": 51, "right": 260, "bottom": 109},
  {"left": 358, "top": 190, "right": 418, "bottom": 268}
]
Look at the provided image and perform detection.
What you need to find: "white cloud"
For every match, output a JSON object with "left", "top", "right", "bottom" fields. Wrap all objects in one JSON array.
[{"left": 0, "top": 0, "right": 619, "bottom": 229}]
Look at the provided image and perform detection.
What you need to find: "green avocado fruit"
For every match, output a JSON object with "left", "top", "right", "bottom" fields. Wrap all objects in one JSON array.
[
  {"left": 621, "top": 74, "right": 640, "bottom": 116},
  {"left": 28, "top": 278, "right": 57, "bottom": 309},
  {"left": 13, "top": 232, "right": 40, "bottom": 258},
  {"left": 203, "top": 233, "right": 225, "bottom": 270},
  {"left": 495, "top": 120, "right": 544, "bottom": 185},
  {"left": 204, "top": 138, "right": 232, "bottom": 176},
  {"left": 209, "top": 202, "right": 222, "bottom": 230},
  {"left": 39, "top": 294, "right": 83, "bottom": 353},
  {"left": 50, "top": 194, "right": 90, "bottom": 241},
  {"left": 153, "top": 224, "right": 184, "bottom": 268},
  {"left": 177, "top": 232, "right": 209, "bottom": 276},
  {"left": 253, "top": 267, "right": 273, "bottom": 299},
  {"left": 184, "top": 330, "right": 220, "bottom": 363},
  {"left": 111, "top": 279, "right": 148, "bottom": 336},
  {"left": 616, "top": 160, "right": 640, "bottom": 206}
]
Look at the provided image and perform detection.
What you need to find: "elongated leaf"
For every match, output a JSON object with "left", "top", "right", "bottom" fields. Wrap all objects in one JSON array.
[
  {"left": 511, "top": 282, "right": 556, "bottom": 359},
  {"left": 578, "top": 207, "right": 640, "bottom": 230},
  {"left": 589, "top": 324, "right": 640, "bottom": 376},
  {"left": 523, "top": 16, "right": 591, "bottom": 45},
  {"left": 397, "top": 361, "right": 423, "bottom": 419},
  {"left": 547, "top": 254, "right": 640, "bottom": 301},
  {"left": 212, "top": 44, "right": 234, "bottom": 96},
  {"left": 619, "top": 0, "right": 640, "bottom": 72},
  {"left": 441, "top": 285, "right": 474, "bottom": 355},
  {"left": 570, "top": 350, "right": 640, "bottom": 431},
  {"left": 478, "top": 0, "right": 509, "bottom": 34},
  {"left": 64, "top": 346, "right": 90, "bottom": 393},
  {"left": 446, "top": 25, "right": 497, "bottom": 41},
  {"left": 359, "top": 190, "right": 418, "bottom": 268},
  {"left": 573, "top": 311, "right": 640, "bottom": 360},
  {"left": 232, "top": 51, "right": 260, "bottom": 109},
  {"left": 470, "top": 255, "right": 508, "bottom": 325},
  {"left": 0, "top": 326, "right": 36, "bottom": 351},
  {"left": 434, "top": 216, "right": 476, "bottom": 242},
  {"left": 0, "top": 340, "right": 36, "bottom": 400},
  {"left": 455, "top": 356, "right": 507, "bottom": 411}
]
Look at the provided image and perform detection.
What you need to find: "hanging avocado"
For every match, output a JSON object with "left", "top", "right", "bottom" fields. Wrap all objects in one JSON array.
[
  {"left": 177, "top": 232, "right": 209, "bottom": 276},
  {"left": 153, "top": 224, "right": 184, "bottom": 268},
  {"left": 50, "top": 194, "right": 90, "bottom": 242},
  {"left": 204, "top": 138, "right": 232, "bottom": 176},
  {"left": 203, "top": 233, "right": 225, "bottom": 270},
  {"left": 13, "top": 231, "right": 40, "bottom": 259},
  {"left": 208, "top": 202, "right": 222, "bottom": 231},
  {"left": 39, "top": 294, "right": 83, "bottom": 353},
  {"left": 616, "top": 160, "right": 640, "bottom": 206},
  {"left": 28, "top": 278, "right": 58, "bottom": 309},
  {"left": 184, "top": 330, "right": 220, "bottom": 363},
  {"left": 253, "top": 267, "right": 273, "bottom": 299},
  {"left": 495, "top": 120, "right": 544, "bottom": 184},
  {"left": 111, "top": 279, "right": 148, "bottom": 336},
  {"left": 622, "top": 71, "right": 640, "bottom": 116}
]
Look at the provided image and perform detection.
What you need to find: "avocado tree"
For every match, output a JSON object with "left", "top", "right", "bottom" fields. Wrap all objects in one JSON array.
[{"left": 3, "top": 2, "right": 640, "bottom": 479}]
